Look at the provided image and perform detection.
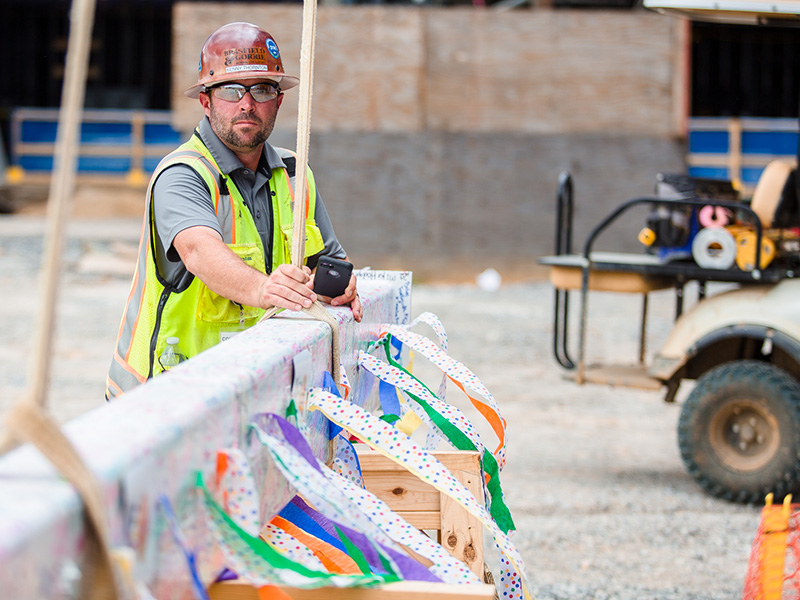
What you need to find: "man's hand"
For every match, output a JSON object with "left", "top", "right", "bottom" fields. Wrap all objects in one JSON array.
[
  {"left": 327, "top": 273, "right": 362, "bottom": 322},
  {"left": 258, "top": 264, "right": 316, "bottom": 312}
]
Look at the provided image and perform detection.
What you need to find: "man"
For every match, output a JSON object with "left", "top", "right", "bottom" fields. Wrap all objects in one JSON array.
[{"left": 106, "top": 22, "right": 360, "bottom": 400}]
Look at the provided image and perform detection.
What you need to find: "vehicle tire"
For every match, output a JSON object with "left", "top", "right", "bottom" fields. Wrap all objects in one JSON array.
[{"left": 678, "top": 360, "right": 800, "bottom": 504}]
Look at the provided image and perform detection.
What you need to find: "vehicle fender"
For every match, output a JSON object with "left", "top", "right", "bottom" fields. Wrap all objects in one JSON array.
[{"left": 648, "top": 279, "right": 800, "bottom": 381}]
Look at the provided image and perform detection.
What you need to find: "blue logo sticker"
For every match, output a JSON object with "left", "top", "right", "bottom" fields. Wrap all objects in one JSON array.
[{"left": 266, "top": 39, "right": 280, "bottom": 59}]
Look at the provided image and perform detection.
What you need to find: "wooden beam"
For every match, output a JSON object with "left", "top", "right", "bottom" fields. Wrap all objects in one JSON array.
[{"left": 208, "top": 581, "right": 497, "bottom": 600}]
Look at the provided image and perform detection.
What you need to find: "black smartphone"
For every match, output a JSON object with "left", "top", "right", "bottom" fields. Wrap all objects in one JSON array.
[{"left": 313, "top": 256, "right": 353, "bottom": 298}]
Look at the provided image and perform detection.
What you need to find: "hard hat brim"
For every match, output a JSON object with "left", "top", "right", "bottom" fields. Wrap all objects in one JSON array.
[{"left": 184, "top": 72, "right": 300, "bottom": 99}]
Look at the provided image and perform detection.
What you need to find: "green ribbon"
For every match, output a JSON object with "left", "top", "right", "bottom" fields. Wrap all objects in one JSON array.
[
  {"left": 285, "top": 399, "right": 298, "bottom": 421},
  {"left": 196, "top": 473, "right": 392, "bottom": 587},
  {"left": 334, "top": 526, "right": 372, "bottom": 575},
  {"left": 379, "top": 338, "right": 515, "bottom": 534}
]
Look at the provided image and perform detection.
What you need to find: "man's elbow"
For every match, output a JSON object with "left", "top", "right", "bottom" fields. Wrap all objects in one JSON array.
[{"left": 173, "top": 226, "right": 221, "bottom": 275}]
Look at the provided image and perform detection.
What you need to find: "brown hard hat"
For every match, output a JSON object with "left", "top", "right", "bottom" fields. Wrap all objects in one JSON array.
[{"left": 184, "top": 22, "right": 299, "bottom": 98}]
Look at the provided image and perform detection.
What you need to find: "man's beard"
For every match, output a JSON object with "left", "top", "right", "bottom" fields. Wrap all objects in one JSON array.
[{"left": 209, "top": 103, "right": 276, "bottom": 152}]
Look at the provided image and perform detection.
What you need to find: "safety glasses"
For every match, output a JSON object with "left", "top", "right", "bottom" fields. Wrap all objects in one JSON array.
[{"left": 206, "top": 82, "right": 281, "bottom": 103}]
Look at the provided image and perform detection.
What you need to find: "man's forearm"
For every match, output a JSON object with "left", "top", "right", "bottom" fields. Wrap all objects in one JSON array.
[
  {"left": 182, "top": 235, "right": 268, "bottom": 307},
  {"left": 174, "top": 225, "right": 315, "bottom": 312}
]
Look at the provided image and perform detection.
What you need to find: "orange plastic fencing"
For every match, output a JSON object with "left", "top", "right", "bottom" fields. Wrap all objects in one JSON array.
[{"left": 742, "top": 495, "right": 800, "bottom": 600}]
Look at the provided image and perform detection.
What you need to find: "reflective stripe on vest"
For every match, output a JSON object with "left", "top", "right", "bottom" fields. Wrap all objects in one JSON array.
[{"left": 106, "top": 138, "right": 323, "bottom": 399}]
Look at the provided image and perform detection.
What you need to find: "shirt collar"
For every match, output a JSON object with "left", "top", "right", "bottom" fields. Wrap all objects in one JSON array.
[{"left": 197, "top": 116, "right": 287, "bottom": 175}]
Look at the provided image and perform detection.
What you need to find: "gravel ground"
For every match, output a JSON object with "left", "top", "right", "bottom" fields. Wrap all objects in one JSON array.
[
  {"left": 0, "top": 214, "right": 762, "bottom": 599},
  {"left": 412, "top": 284, "right": 760, "bottom": 600}
]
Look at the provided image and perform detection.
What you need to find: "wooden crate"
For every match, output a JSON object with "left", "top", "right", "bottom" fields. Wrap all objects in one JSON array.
[{"left": 358, "top": 449, "right": 485, "bottom": 579}]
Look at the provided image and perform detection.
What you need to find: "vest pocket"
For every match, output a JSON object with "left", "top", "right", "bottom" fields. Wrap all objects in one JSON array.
[
  {"left": 196, "top": 243, "right": 265, "bottom": 323},
  {"left": 280, "top": 221, "right": 325, "bottom": 263}
]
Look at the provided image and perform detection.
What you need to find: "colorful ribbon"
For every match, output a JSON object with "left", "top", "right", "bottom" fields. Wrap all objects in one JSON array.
[
  {"left": 377, "top": 326, "right": 508, "bottom": 469},
  {"left": 309, "top": 391, "right": 531, "bottom": 600},
  {"left": 358, "top": 351, "right": 514, "bottom": 534},
  {"left": 250, "top": 414, "right": 481, "bottom": 585},
  {"left": 198, "top": 474, "right": 392, "bottom": 589}
]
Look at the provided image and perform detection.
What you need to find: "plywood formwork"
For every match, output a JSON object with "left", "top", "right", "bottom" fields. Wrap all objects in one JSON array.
[{"left": 172, "top": 4, "right": 681, "bottom": 138}]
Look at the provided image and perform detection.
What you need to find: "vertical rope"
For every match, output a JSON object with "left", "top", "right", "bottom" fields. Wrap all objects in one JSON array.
[
  {"left": 0, "top": 0, "right": 96, "bottom": 453},
  {"left": 291, "top": 0, "right": 319, "bottom": 267},
  {"left": 262, "top": 0, "right": 340, "bottom": 385},
  {"left": 0, "top": 0, "right": 121, "bottom": 596}
]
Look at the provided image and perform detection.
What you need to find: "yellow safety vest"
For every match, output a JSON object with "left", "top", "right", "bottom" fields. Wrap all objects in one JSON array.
[{"left": 106, "top": 135, "right": 324, "bottom": 399}]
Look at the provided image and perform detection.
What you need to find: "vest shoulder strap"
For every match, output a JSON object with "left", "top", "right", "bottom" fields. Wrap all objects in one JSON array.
[{"left": 275, "top": 147, "right": 297, "bottom": 178}]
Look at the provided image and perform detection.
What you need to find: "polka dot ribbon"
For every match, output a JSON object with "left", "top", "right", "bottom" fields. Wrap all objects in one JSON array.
[
  {"left": 330, "top": 435, "right": 366, "bottom": 489},
  {"left": 410, "top": 311, "right": 449, "bottom": 400},
  {"left": 377, "top": 325, "right": 508, "bottom": 469},
  {"left": 309, "top": 391, "right": 531, "bottom": 600},
  {"left": 249, "top": 414, "right": 480, "bottom": 585},
  {"left": 216, "top": 449, "right": 261, "bottom": 537},
  {"left": 321, "top": 451, "right": 480, "bottom": 585},
  {"left": 215, "top": 448, "right": 328, "bottom": 572},
  {"left": 338, "top": 360, "right": 351, "bottom": 400},
  {"left": 260, "top": 522, "right": 327, "bottom": 572},
  {"left": 358, "top": 351, "right": 514, "bottom": 534},
  {"left": 410, "top": 311, "right": 449, "bottom": 355}
]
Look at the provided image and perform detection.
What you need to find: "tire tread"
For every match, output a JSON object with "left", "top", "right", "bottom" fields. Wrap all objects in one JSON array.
[{"left": 678, "top": 360, "right": 800, "bottom": 504}]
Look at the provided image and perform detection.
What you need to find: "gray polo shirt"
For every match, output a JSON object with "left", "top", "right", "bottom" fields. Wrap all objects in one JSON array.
[{"left": 152, "top": 117, "right": 345, "bottom": 287}]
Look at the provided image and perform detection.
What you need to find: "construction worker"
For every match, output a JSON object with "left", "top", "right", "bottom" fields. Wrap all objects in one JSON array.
[{"left": 106, "top": 22, "right": 361, "bottom": 400}]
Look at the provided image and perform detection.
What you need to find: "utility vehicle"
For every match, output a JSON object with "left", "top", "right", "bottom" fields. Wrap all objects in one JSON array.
[{"left": 539, "top": 0, "right": 800, "bottom": 503}]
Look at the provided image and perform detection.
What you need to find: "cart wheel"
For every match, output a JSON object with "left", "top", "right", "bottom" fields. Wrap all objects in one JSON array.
[{"left": 678, "top": 360, "right": 800, "bottom": 504}]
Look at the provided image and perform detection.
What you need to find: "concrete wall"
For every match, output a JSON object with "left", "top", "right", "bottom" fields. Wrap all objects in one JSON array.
[{"left": 172, "top": 5, "right": 689, "bottom": 279}]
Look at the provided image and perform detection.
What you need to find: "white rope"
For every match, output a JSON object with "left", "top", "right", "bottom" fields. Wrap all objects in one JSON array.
[
  {"left": 291, "top": 0, "right": 319, "bottom": 267},
  {"left": 261, "top": 0, "right": 341, "bottom": 385},
  {"left": 1, "top": 0, "right": 96, "bottom": 452}
]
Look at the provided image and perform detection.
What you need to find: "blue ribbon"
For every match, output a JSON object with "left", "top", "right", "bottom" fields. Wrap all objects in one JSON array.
[{"left": 321, "top": 371, "right": 343, "bottom": 439}]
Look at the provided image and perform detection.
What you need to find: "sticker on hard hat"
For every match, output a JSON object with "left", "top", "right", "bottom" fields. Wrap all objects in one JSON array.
[
  {"left": 226, "top": 64, "right": 273, "bottom": 73},
  {"left": 223, "top": 47, "right": 269, "bottom": 66},
  {"left": 266, "top": 39, "right": 280, "bottom": 59}
]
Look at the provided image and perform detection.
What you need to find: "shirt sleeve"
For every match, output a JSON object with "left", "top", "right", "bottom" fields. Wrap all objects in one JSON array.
[
  {"left": 307, "top": 186, "right": 346, "bottom": 270},
  {"left": 151, "top": 164, "right": 223, "bottom": 284}
]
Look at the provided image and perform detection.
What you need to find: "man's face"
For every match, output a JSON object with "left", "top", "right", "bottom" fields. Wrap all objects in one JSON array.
[{"left": 199, "top": 79, "right": 284, "bottom": 154}]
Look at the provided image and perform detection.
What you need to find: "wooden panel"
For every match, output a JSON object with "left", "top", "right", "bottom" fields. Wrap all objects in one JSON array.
[
  {"left": 548, "top": 266, "right": 674, "bottom": 293},
  {"left": 395, "top": 510, "right": 444, "bottom": 530},
  {"left": 358, "top": 448, "right": 485, "bottom": 578},
  {"left": 425, "top": 9, "right": 675, "bottom": 135},
  {"left": 208, "top": 581, "right": 498, "bottom": 600},
  {"left": 311, "top": 7, "right": 424, "bottom": 133},
  {"left": 362, "top": 471, "right": 442, "bottom": 511},
  {"left": 358, "top": 450, "right": 482, "bottom": 473},
  {"left": 440, "top": 467, "right": 484, "bottom": 578},
  {"left": 172, "top": 4, "right": 680, "bottom": 136}
]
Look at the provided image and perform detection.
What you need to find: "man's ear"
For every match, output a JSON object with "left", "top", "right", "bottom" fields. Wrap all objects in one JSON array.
[
  {"left": 199, "top": 92, "right": 211, "bottom": 117},
  {"left": 276, "top": 93, "right": 284, "bottom": 110}
]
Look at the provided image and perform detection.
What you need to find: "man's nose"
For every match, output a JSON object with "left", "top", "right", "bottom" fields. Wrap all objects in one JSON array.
[{"left": 238, "top": 91, "right": 257, "bottom": 109}]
